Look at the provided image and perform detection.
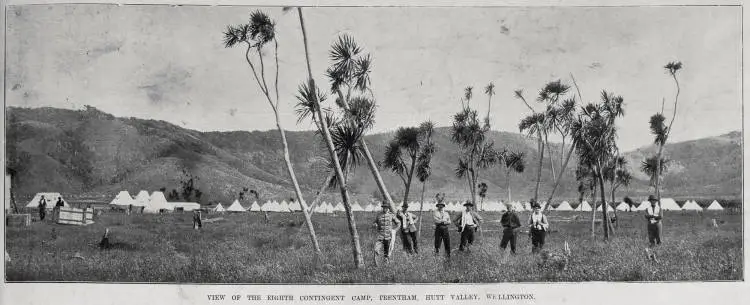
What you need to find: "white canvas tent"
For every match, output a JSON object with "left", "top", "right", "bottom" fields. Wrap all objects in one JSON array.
[
  {"left": 634, "top": 201, "right": 650, "bottom": 211},
  {"left": 144, "top": 191, "right": 171, "bottom": 213},
  {"left": 109, "top": 191, "right": 134, "bottom": 206},
  {"left": 333, "top": 202, "right": 346, "bottom": 212},
  {"left": 351, "top": 203, "right": 364, "bottom": 211},
  {"left": 523, "top": 202, "right": 532, "bottom": 211},
  {"left": 556, "top": 201, "right": 574, "bottom": 211},
  {"left": 249, "top": 201, "right": 261, "bottom": 212},
  {"left": 226, "top": 200, "right": 246, "bottom": 212},
  {"left": 288, "top": 200, "right": 301, "bottom": 211},
  {"left": 706, "top": 200, "right": 724, "bottom": 211},
  {"left": 660, "top": 198, "right": 681, "bottom": 210},
  {"left": 133, "top": 190, "right": 150, "bottom": 207},
  {"left": 26, "top": 193, "right": 68, "bottom": 209},
  {"left": 364, "top": 203, "right": 375, "bottom": 212},
  {"left": 170, "top": 202, "right": 200, "bottom": 211},
  {"left": 576, "top": 201, "right": 593, "bottom": 212},
  {"left": 325, "top": 202, "right": 335, "bottom": 214},
  {"left": 596, "top": 203, "right": 614, "bottom": 212},
  {"left": 213, "top": 203, "right": 226, "bottom": 212},
  {"left": 681, "top": 200, "right": 703, "bottom": 211},
  {"left": 263, "top": 201, "right": 280, "bottom": 212},
  {"left": 615, "top": 202, "right": 630, "bottom": 212}
]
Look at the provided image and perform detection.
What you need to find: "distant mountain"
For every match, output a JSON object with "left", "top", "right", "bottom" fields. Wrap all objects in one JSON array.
[{"left": 5, "top": 106, "right": 741, "bottom": 205}]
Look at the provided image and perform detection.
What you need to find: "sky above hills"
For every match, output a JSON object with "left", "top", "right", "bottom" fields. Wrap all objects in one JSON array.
[{"left": 5, "top": 4, "right": 741, "bottom": 151}]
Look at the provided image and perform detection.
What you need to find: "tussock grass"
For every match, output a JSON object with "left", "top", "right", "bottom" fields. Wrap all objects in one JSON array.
[{"left": 5, "top": 210, "right": 742, "bottom": 283}]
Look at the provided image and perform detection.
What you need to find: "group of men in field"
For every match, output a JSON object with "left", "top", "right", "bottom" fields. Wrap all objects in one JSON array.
[{"left": 372, "top": 194, "right": 665, "bottom": 263}]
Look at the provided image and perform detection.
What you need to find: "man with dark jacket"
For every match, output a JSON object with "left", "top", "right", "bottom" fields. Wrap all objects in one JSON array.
[
  {"left": 38, "top": 195, "right": 47, "bottom": 221},
  {"left": 500, "top": 204, "right": 521, "bottom": 254}
]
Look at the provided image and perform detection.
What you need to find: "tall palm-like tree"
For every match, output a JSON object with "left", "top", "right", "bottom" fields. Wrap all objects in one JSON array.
[
  {"left": 651, "top": 61, "right": 683, "bottom": 201},
  {"left": 293, "top": 7, "right": 362, "bottom": 267},
  {"left": 477, "top": 182, "right": 488, "bottom": 210},
  {"left": 604, "top": 156, "right": 631, "bottom": 228},
  {"left": 383, "top": 125, "right": 430, "bottom": 207},
  {"left": 640, "top": 155, "right": 670, "bottom": 193},
  {"left": 517, "top": 109, "right": 545, "bottom": 201},
  {"left": 452, "top": 103, "right": 500, "bottom": 206},
  {"left": 223, "top": 10, "right": 321, "bottom": 254},
  {"left": 415, "top": 121, "right": 436, "bottom": 240},
  {"left": 571, "top": 90, "right": 626, "bottom": 241},
  {"left": 325, "top": 34, "right": 398, "bottom": 216},
  {"left": 484, "top": 82, "right": 495, "bottom": 126},
  {"left": 501, "top": 150, "right": 526, "bottom": 203}
]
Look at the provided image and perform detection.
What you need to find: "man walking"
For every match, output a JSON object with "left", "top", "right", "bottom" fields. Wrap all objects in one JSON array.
[
  {"left": 500, "top": 204, "right": 521, "bottom": 255},
  {"left": 529, "top": 202, "right": 549, "bottom": 253},
  {"left": 373, "top": 202, "right": 401, "bottom": 265},
  {"left": 645, "top": 195, "right": 663, "bottom": 246},
  {"left": 454, "top": 201, "right": 483, "bottom": 252},
  {"left": 433, "top": 200, "right": 452, "bottom": 258},
  {"left": 37, "top": 195, "right": 47, "bottom": 221},
  {"left": 397, "top": 204, "right": 419, "bottom": 254}
]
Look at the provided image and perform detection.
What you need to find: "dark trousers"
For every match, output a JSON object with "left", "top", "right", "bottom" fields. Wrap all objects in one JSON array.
[
  {"left": 500, "top": 231, "right": 517, "bottom": 254},
  {"left": 39, "top": 209, "right": 46, "bottom": 221},
  {"left": 647, "top": 223, "right": 662, "bottom": 246},
  {"left": 531, "top": 229, "right": 546, "bottom": 253},
  {"left": 400, "top": 230, "right": 418, "bottom": 254},
  {"left": 459, "top": 226, "right": 476, "bottom": 251},
  {"left": 434, "top": 226, "right": 450, "bottom": 257},
  {"left": 375, "top": 239, "right": 392, "bottom": 258},
  {"left": 193, "top": 217, "right": 202, "bottom": 229}
]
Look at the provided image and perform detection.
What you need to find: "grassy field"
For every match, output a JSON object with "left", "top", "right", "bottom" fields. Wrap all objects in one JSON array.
[{"left": 5, "top": 208, "right": 743, "bottom": 283}]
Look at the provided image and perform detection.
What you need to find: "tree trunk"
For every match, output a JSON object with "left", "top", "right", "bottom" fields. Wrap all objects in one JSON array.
[
  {"left": 655, "top": 144, "right": 664, "bottom": 201},
  {"left": 296, "top": 8, "right": 361, "bottom": 267},
  {"left": 595, "top": 165, "right": 609, "bottom": 241},
  {"left": 543, "top": 143, "right": 576, "bottom": 212},
  {"left": 274, "top": 113, "right": 321, "bottom": 254},
  {"left": 417, "top": 181, "right": 426, "bottom": 241},
  {"left": 307, "top": 172, "right": 334, "bottom": 218},
  {"left": 361, "top": 136, "right": 397, "bottom": 212},
  {"left": 402, "top": 156, "right": 417, "bottom": 205},
  {"left": 610, "top": 183, "right": 619, "bottom": 229},
  {"left": 533, "top": 131, "right": 545, "bottom": 201},
  {"left": 546, "top": 133, "right": 556, "bottom": 181},
  {"left": 590, "top": 179, "right": 597, "bottom": 238},
  {"left": 506, "top": 169, "right": 512, "bottom": 203}
]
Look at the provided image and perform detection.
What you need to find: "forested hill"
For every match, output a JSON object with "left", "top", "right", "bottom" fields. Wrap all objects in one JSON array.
[{"left": 6, "top": 106, "right": 741, "bottom": 204}]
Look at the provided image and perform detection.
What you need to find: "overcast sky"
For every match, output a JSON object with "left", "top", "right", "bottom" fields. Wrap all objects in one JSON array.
[{"left": 5, "top": 4, "right": 741, "bottom": 151}]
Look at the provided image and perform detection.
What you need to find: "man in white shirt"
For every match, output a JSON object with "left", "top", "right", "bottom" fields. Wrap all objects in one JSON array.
[
  {"left": 453, "top": 201, "right": 483, "bottom": 252},
  {"left": 433, "top": 201, "right": 452, "bottom": 258},
  {"left": 644, "top": 195, "right": 663, "bottom": 246},
  {"left": 397, "top": 204, "right": 419, "bottom": 254},
  {"left": 528, "top": 201, "right": 549, "bottom": 254}
]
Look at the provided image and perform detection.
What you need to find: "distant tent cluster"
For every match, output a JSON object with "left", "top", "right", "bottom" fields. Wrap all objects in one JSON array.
[{"left": 107, "top": 190, "right": 199, "bottom": 213}]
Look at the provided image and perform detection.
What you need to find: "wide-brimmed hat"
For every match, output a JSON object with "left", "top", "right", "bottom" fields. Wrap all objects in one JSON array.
[
  {"left": 381, "top": 202, "right": 390, "bottom": 208},
  {"left": 463, "top": 201, "right": 474, "bottom": 207},
  {"left": 647, "top": 195, "right": 658, "bottom": 202},
  {"left": 436, "top": 202, "right": 446, "bottom": 207},
  {"left": 531, "top": 203, "right": 542, "bottom": 209}
]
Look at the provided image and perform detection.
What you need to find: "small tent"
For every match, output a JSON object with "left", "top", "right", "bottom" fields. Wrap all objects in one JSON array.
[
  {"left": 706, "top": 200, "right": 724, "bottom": 211},
  {"left": 596, "top": 203, "right": 614, "bottom": 212},
  {"left": 634, "top": 201, "right": 650, "bottom": 211},
  {"left": 659, "top": 198, "right": 681, "bottom": 210},
  {"left": 133, "top": 190, "right": 150, "bottom": 207},
  {"left": 576, "top": 201, "right": 593, "bottom": 212},
  {"left": 556, "top": 201, "right": 574, "bottom": 211},
  {"left": 325, "top": 202, "right": 335, "bottom": 214},
  {"left": 144, "top": 191, "right": 171, "bottom": 213},
  {"left": 364, "top": 203, "right": 375, "bottom": 212},
  {"left": 333, "top": 202, "right": 346, "bottom": 212},
  {"left": 26, "top": 193, "right": 68, "bottom": 209},
  {"left": 249, "top": 201, "right": 261, "bottom": 212},
  {"left": 523, "top": 202, "right": 532, "bottom": 211},
  {"left": 615, "top": 202, "right": 630, "bottom": 212},
  {"left": 226, "top": 200, "right": 246, "bottom": 212},
  {"left": 681, "top": 200, "right": 703, "bottom": 211},
  {"left": 213, "top": 203, "right": 226, "bottom": 212},
  {"left": 109, "top": 191, "right": 134, "bottom": 206},
  {"left": 288, "top": 200, "right": 301, "bottom": 211},
  {"left": 351, "top": 203, "right": 364, "bottom": 211}
]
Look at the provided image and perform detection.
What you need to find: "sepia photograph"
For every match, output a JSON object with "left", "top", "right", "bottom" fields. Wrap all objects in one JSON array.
[{"left": 2, "top": 1, "right": 743, "bottom": 287}]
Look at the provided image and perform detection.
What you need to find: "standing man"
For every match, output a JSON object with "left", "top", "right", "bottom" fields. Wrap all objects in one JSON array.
[
  {"left": 373, "top": 202, "right": 401, "bottom": 265},
  {"left": 645, "top": 195, "right": 663, "bottom": 246},
  {"left": 397, "top": 204, "right": 419, "bottom": 254},
  {"left": 193, "top": 209, "right": 203, "bottom": 230},
  {"left": 500, "top": 204, "right": 521, "bottom": 255},
  {"left": 53, "top": 196, "right": 65, "bottom": 222},
  {"left": 454, "top": 201, "right": 483, "bottom": 252},
  {"left": 529, "top": 202, "right": 549, "bottom": 253},
  {"left": 37, "top": 195, "right": 47, "bottom": 221},
  {"left": 433, "top": 200, "right": 452, "bottom": 258}
]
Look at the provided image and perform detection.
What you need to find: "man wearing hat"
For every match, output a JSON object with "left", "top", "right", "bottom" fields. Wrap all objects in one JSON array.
[
  {"left": 644, "top": 195, "right": 663, "bottom": 246},
  {"left": 432, "top": 200, "right": 452, "bottom": 257},
  {"left": 500, "top": 203, "right": 521, "bottom": 255},
  {"left": 397, "top": 203, "right": 419, "bottom": 254},
  {"left": 528, "top": 201, "right": 549, "bottom": 253},
  {"left": 453, "top": 201, "right": 483, "bottom": 252},
  {"left": 373, "top": 202, "right": 401, "bottom": 264}
]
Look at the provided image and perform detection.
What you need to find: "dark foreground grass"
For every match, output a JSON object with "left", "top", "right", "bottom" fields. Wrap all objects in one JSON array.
[{"left": 5, "top": 210, "right": 742, "bottom": 282}]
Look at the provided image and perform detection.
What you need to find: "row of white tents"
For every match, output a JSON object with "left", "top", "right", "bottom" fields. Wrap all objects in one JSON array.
[{"left": 22, "top": 191, "right": 727, "bottom": 214}]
